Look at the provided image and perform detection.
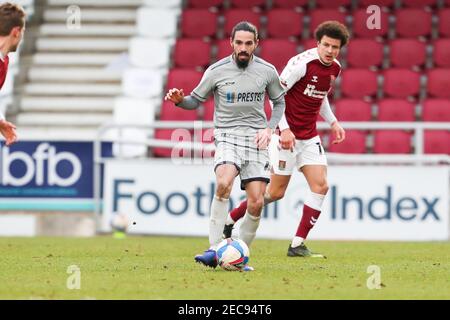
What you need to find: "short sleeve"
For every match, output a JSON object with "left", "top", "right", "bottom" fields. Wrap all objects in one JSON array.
[
  {"left": 191, "top": 67, "right": 214, "bottom": 102},
  {"left": 279, "top": 54, "right": 307, "bottom": 91}
]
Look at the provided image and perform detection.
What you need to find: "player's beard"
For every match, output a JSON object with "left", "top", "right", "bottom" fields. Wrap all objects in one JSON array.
[{"left": 235, "top": 53, "right": 250, "bottom": 69}]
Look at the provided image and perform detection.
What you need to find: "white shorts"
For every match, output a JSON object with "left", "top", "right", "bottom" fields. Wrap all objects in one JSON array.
[
  {"left": 214, "top": 129, "right": 271, "bottom": 190},
  {"left": 269, "top": 134, "right": 327, "bottom": 176}
]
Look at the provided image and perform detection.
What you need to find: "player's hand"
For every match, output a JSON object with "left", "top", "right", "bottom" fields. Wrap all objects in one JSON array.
[
  {"left": 164, "top": 88, "right": 184, "bottom": 105},
  {"left": 330, "top": 121, "right": 345, "bottom": 144},
  {"left": 0, "top": 119, "right": 17, "bottom": 146},
  {"left": 279, "top": 128, "right": 296, "bottom": 150},
  {"left": 254, "top": 128, "right": 272, "bottom": 149}
]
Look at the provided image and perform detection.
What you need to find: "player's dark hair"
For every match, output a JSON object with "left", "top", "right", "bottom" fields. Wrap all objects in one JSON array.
[
  {"left": 314, "top": 21, "right": 349, "bottom": 48},
  {"left": 0, "top": 2, "right": 26, "bottom": 36},
  {"left": 231, "top": 21, "right": 259, "bottom": 42}
]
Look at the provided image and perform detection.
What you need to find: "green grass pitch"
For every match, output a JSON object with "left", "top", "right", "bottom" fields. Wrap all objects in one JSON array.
[{"left": 0, "top": 236, "right": 448, "bottom": 299}]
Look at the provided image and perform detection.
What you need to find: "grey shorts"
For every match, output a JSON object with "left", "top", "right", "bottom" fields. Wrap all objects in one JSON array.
[{"left": 214, "top": 129, "right": 271, "bottom": 190}]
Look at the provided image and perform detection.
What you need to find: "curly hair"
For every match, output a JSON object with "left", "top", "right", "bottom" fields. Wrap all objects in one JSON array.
[{"left": 314, "top": 21, "right": 350, "bottom": 48}]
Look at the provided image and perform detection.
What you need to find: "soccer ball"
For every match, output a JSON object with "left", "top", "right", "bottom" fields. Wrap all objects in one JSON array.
[
  {"left": 216, "top": 238, "right": 250, "bottom": 271},
  {"left": 110, "top": 212, "right": 129, "bottom": 233}
]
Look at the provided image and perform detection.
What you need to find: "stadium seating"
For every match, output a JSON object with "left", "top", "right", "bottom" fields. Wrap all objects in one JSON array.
[
  {"left": 258, "top": 39, "right": 298, "bottom": 72},
  {"left": 373, "top": 130, "right": 412, "bottom": 154},
  {"left": 424, "top": 131, "right": 450, "bottom": 154},
  {"left": 437, "top": 9, "right": 450, "bottom": 37},
  {"left": 144, "top": 0, "right": 182, "bottom": 7},
  {"left": 136, "top": 8, "right": 178, "bottom": 38},
  {"left": 229, "top": 0, "right": 267, "bottom": 9},
  {"left": 432, "top": 39, "right": 450, "bottom": 68},
  {"left": 309, "top": 9, "right": 346, "bottom": 36},
  {"left": 395, "top": 8, "right": 432, "bottom": 38},
  {"left": 345, "top": 39, "right": 384, "bottom": 68},
  {"left": 165, "top": 69, "right": 203, "bottom": 96},
  {"left": 315, "top": 0, "right": 352, "bottom": 8},
  {"left": 400, "top": 0, "right": 437, "bottom": 8},
  {"left": 181, "top": 9, "right": 218, "bottom": 38},
  {"left": 128, "top": 38, "right": 170, "bottom": 68},
  {"left": 377, "top": 99, "right": 416, "bottom": 121},
  {"left": 223, "top": 9, "right": 262, "bottom": 37},
  {"left": 358, "top": 0, "right": 395, "bottom": 8},
  {"left": 328, "top": 130, "right": 367, "bottom": 153},
  {"left": 351, "top": 9, "right": 389, "bottom": 38},
  {"left": 266, "top": 9, "right": 303, "bottom": 39},
  {"left": 215, "top": 39, "right": 232, "bottom": 61},
  {"left": 422, "top": 99, "right": 450, "bottom": 121},
  {"left": 173, "top": 38, "right": 211, "bottom": 69},
  {"left": 272, "top": 0, "right": 308, "bottom": 9},
  {"left": 382, "top": 69, "right": 421, "bottom": 99},
  {"left": 302, "top": 39, "right": 318, "bottom": 50},
  {"left": 426, "top": 69, "right": 450, "bottom": 99},
  {"left": 186, "top": 0, "right": 223, "bottom": 9},
  {"left": 153, "top": 128, "right": 193, "bottom": 157},
  {"left": 121, "top": 68, "right": 163, "bottom": 99},
  {"left": 333, "top": 99, "right": 372, "bottom": 121},
  {"left": 159, "top": 100, "right": 199, "bottom": 122},
  {"left": 389, "top": 39, "right": 426, "bottom": 69},
  {"left": 340, "top": 69, "right": 379, "bottom": 99}
]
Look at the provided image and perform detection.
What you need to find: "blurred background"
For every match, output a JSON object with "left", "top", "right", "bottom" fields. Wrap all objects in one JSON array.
[{"left": 0, "top": 0, "right": 448, "bottom": 241}]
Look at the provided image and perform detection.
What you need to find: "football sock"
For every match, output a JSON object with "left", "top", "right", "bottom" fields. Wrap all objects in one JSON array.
[
  {"left": 291, "top": 236, "right": 304, "bottom": 248},
  {"left": 209, "top": 196, "right": 229, "bottom": 249},
  {"left": 228, "top": 200, "right": 247, "bottom": 224},
  {"left": 293, "top": 192, "right": 325, "bottom": 246},
  {"left": 239, "top": 211, "right": 261, "bottom": 247}
]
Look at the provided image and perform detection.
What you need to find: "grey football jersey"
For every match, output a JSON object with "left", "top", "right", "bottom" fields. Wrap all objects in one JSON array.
[{"left": 191, "top": 55, "right": 285, "bottom": 130}]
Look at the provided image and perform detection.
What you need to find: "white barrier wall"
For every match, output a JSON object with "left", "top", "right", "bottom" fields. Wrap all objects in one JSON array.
[{"left": 101, "top": 160, "right": 449, "bottom": 241}]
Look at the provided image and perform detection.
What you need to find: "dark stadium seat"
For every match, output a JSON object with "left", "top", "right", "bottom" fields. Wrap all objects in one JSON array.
[
  {"left": 395, "top": 9, "right": 432, "bottom": 38},
  {"left": 389, "top": 39, "right": 426, "bottom": 69},
  {"left": 377, "top": 99, "right": 416, "bottom": 121},
  {"left": 266, "top": 9, "right": 303, "bottom": 38},
  {"left": 358, "top": 0, "right": 395, "bottom": 8},
  {"left": 346, "top": 39, "right": 384, "bottom": 68},
  {"left": 259, "top": 39, "right": 298, "bottom": 72},
  {"left": 422, "top": 99, "right": 450, "bottom": 121},
  {"left": 166, "top": 69, "right": 203, "bottom": 96},
  {"left": 382, "top": 69, "right": 421, "bottom": 99},
  {"left": 400, "top": 0, "right": 437, "bottom": 8},
  {"left": 340, "top": 69, "right": 379, "bottom": 99},
  {"left": 302, "top": 38, "right": 318, "bottom": 50},
  {"left": 215, "top": 39, "right": 232, "bottom": 61},
  {"left": 229, "top": 0, "right": 267, "bottom": 9},
  {"left": 153, "top": 129, "right": 193, "bottom": 158},
  {"left": 223, "top": 9, "right": 262, "bottom": 37},
  {"left": 373, "top": 130, "right": 412, "bottom": 154},
  {"left": 426, "top": 69, "right": 450, "bottom": 99},
  {"left": 202, "top": 98, "right": 214, "bottom": 121},
  {"left": 309, "top": 9, "right": 346, "bottom": 36},
  {"left": 438, "top": 9, "right": 450, "bottom": 37},
  {"left": 272, "top": 0, "right": 309, "bottom": 9},
  {"left": 333, "top": 99, "right": 372, "bottom": 121},
  {"left": 315, "top": 0, "right": 352, "bottom": 8},
  {"left": 160, "top": 100, "right": 199, "bottom": 122},
  {"left": 424, "top": 131, "right": 450, "bottom": 154},
  {"left": 173, "top": 38, "right": 212, "bottom": 69},
  {"left": 352, "top": 9, "right": 389, "bottom": 38},
  {"left": 181, "top": 9, "right": 218, "bottom": 38},
  {"left": 433, "top": 39, "right": 450, "bottom": 68},
  {"left": 328, "top": 130, "right": 367, "bottom": 153},
  {"left": 187, "top": 0, "right": 223, "bottom": 9}
]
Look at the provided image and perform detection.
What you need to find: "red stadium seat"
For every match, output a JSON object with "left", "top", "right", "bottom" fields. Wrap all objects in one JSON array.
[
  {"left": 424, "top": 131, "right": 450, "bottom": 154},
  {"left": 181, "top": 9, "right": 218, "bottom": 38},
  {"left": 309, "top": 9, "right": 346, "bottom": 36},
  {"left": 153, "top": 129, "right": 193, "bottom": 158},
  {"left": 422, "top": 99, "right": 450, "bottom": 121},
  {"left": 315, "top": 0, "right": 352, "bottom": 8},
  {"left": 202, "top": 98, "right": 214, "bottom": 121},
  {"left": 389, "top": 39, "right": 426, "bottom": 69},
  {"left": 173, "top": 39, "right": 211, "bottom": 69},
  {"left": 266, "top": 9, "right": 303, "bottom": 38},
  {"left": 346, "top": 39, "right": 384, "bottom": 68},
  {"left": 187, "top": 0, "right": 223, "bottom": 9},
  {"left": 400, "top": 0, "right": 437, "bottom": 8},
  {"left": 382, "top": 69, "right": 421, "bottom": 99},
  {"left": 446, "top": 0, "right": 450, "bottom": 6},
  {"left": 358, "top": 0, "right": 395, "bottom": 8},
  {"left": 229, "top": 0, "right": 267, "bottom": 9},
  {"left": 395, "top": 9, "right": 432, "bottom": 38},
  {"left": 433, "top": 39, "right": 450, "bottom": 68},
  {"left": 377, "top": 99, "right": 416, "bottom": 121},
  {"left": 259, "top": 39, "right": 298, "bottom": 72},
  {"left": 373, "top": 130, "right": 412, "bottom": 154},
  {"left": 272, "top": 0, "right": 309, "bottom": 9},
  {"left": 333, "top": 99, "right": 372, "bottom": 121},
  {"left": 302, "top": 38, "right": 318, "bottom": 50},
  {"left": 215, "top": 39, "right": 232, "bottom": 61},
  {"left": 166, "top": 69, "right": 203, "bottom": 96},
  {"left": 438, "top": 9, "right": 450, "bottom": 37},
  {"left": 426, "top": 69, "right": 450, "bottom": 99},
  {"left": 328, "top": 130, "right": 367, "bottom": 153},
  {"left": 223, "top": 9, "right": 262, "bottom": 37},
  {"left": 340, "top": 69, "right": 378, "bottom": 99},
  {"left": 160, "top": 100, "right": 199, "bottom": 121},
  {"left": 352, "top": 9, "right": 389, "bottom": 38}
]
